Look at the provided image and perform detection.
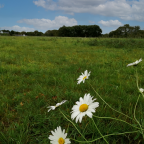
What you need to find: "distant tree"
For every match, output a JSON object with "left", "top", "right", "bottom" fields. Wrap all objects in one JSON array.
[
  {"left": 58, "top": 25, "right": 67, "bottom": 37},
  {"left": 21, "top": 31, "right": 26, "bottom": 35},
  {"left": 45, "top": 30, "right": 51, "bottom": 36},
  {"left": 45, "top": 30, "right": 58, "bottom": 36},
  {"left": 102, "top": 33, "right": 109, "bottom": 38},
  {"left": 38, "top": 31, "right": 44, "bottom": 36},
  {"left": 3, "top": 29, "right": 10, "bottom": 32},
  {"left": 15, "top": 31, "right": 19, "bottom": 35},
  {"left": 137, "top": 30, "right": 144, "bottom": 38},
  {"left": 133, "top": 26, "right": 140, "bottom": 35},
  {"left": 108, "top": 24, "right": 141, "bottom": 38},
  {"left": 51, "top": 30, "right": 59, "bottom": 36},
  {"left": 9, "top": 30, "right": 15, "bottom": 36},
  {"left": 109, "top": 30, "right": 118, "bottom": 37},
  {"left": 26, "top": 32, "right": 34, "bottom": 36},
  {"left": 73, "top": 25, "right": 83, "bottom": 37},
  {"left": 34, "top": 30, "right": 39, "bottom": 36}
]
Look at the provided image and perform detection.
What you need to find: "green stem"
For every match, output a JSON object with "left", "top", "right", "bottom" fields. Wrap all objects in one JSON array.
[
  {"left": 59, "top": 109, "right": 90, "bottom": 144},
  {"left": 134, "top": 95, "right": 144, "bottom": 138},
  {"left": 93, "top": 115, "right": 144, "bottom": 130},
  {"left": 88, "top": 81, "right": 135, "bottom": 122},
  {"left": 69, "top": 130, "right": 139, "bottom": 143},
  {"left": 135, "top": 68, "right": 144, "bottom": 138},
  {"left": 92, "top": 118, "right": 109, "bottom": 144}
]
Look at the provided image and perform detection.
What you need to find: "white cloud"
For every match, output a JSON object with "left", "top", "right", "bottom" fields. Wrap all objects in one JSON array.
[
  {"left": 33, "top": 0, "right": 58, "bottom": 10},
  {"left": 34, "top": 0, "right": 46, "bottom": 7},
  {"left": 0, "top": 4, "right": 4, "bottom": 8},
  {"left": 0, "top": 25, "right": 35, "bottom": 32},
  {"left": 33, "top": 0, "right": 144, "bottom": 21},
  {"left": 17, "top": 16, "right": 77, "bottom": 30},
  {"left": 98, "top": 20, "right": 123, "bottom": 27},
  {"left": 33, "top": 0, "right": 106, "bottom": 15}
]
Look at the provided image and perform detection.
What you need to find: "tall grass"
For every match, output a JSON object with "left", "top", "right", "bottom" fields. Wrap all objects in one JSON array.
[{"left": 0, "top": 36, "right": 144, "bottom": 143}]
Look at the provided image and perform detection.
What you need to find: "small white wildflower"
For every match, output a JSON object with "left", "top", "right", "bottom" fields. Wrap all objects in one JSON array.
[
  {"left": 48, "top": 126, "right": 71, "bottom": 144},
  {"left": 47, "top": 100, "right": 67, "bottom": 112},
  {"left": 127, "top": 58, "right": 142, "bottom": 67},
  {"left": 139, "top": 88, "right": 144, "bottom": 93},
  {"left": 77, "top": 70, "right": 91, "bottom": 84}
]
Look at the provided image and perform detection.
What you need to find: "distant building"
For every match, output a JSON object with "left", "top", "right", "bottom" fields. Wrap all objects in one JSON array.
[
  {"left": 15, "top": 34, "right": 27, "bottom": 36},
  {"left": 0, "top": 31, "right": 9, "bottom": 35},
  {"left": 3, "top": 32, "right": 9, "bottom": 34},
  {"left": 0, "top": 31, "right": 27, "bottom": 36},
  {"left": 15, "top": 34, "right": 22, "bottom": 36}
]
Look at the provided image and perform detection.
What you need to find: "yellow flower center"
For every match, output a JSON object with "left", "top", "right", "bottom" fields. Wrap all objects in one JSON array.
[
  {"left": 58, "top": 137, "right": 65, "bottom": 144},
  {"left": 83, "top": 76, "right": 87, "bottom": 80},
  {"left": 79, "top": 104, "right": 88, "bottom": 112}
]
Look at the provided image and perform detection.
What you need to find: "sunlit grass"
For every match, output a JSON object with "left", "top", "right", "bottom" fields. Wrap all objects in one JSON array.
[{"left": 0, "top": 36, "right": 144, "bottom": 143}]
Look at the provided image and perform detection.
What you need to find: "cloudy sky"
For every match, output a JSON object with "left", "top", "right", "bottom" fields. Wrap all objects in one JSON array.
[{"left": 0, "top": 0, "right": 144, "bottom": 34}]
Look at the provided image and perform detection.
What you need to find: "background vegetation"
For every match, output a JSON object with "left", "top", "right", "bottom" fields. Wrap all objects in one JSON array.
[
  {"left": 0, "top": 24, "right": 144, "bottom": 39},
  {"left": 0, "top": 36, "right": 144, "bottom": 143}
]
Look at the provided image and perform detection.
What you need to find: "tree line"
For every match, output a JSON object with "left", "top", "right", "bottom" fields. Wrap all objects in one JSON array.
[
  {"left": 0, "top": 25, "right": 102, "bottom": 37},
  {"left": 104, "top": 24, "right": 144, "bottom": 38},
  {"left": 0, "top": 24, "right": 144, "bottom": 38}
]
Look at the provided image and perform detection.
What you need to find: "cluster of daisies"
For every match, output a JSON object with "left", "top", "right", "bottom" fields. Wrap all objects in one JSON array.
[{"left": 48, "top": 58, "right": 143, "bottom": 144}]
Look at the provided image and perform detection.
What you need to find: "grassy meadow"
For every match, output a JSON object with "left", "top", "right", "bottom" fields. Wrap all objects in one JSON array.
[{"left": 0, "top": 36, "right": 144, "bottom": 143}]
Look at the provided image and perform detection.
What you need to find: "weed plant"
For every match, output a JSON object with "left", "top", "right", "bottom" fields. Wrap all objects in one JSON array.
[{"left": 0, "top": 36, "right": 144, "bottom": 143}]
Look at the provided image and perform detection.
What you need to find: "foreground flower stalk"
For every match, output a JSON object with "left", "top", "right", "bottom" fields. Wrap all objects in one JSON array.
[
  {"left": 133, "top": 93, "right": 144, "bottom": 139},
  {"left": 77, "top": 70, "right": 135, "bottom": 122},
  {"left": 76, "top": 65, "right": 144, "bottom": 141},
  {"left": 93, "top": 115, "right": 143, "bottom": 130},
  {"left": 88, "top": 81, "right": 135, "bottom": 121},
  {"left": 47, "top": 58, "right": 144, "bottom": 143},
  {"left": 134, "top": 69, "right": 144, "bottom": 139},
  {"left": 91, "top": 118, "right": 109, "bottom": 144},
  {"left": 59, "top": 109, "right": 90, "bottom": 144}
]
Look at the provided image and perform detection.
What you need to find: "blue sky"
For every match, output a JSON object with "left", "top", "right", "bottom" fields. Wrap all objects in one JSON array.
[{"left": 0, "top": 0, "right": 144, "bottom": 34}]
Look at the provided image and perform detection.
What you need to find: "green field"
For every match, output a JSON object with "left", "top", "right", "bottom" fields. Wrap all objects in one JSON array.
[{"left": 0, "top": 36, "right": 144, "bottom": 143}]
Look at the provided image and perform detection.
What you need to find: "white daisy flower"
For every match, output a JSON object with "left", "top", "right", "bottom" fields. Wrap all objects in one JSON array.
[
  {"left": 127, "top": 58, "right": 142, "bottom": 67},
  {"left": 139, "top": 88, "right": 144, "bottom": 93},
  {"left": 48, "top": 126, "right": 71, "bottom": 144},
  {"left": 71, "top": 93, "right": 99, "bottom": 123},
  {"left": 77, "top": 70, "right": 91, "bottom": 84},
  {"left": 47, "top": 100, "right": 67, "bottom": 112}
]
